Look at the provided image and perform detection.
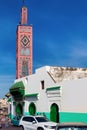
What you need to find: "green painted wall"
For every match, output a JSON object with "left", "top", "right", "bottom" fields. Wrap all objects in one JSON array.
[
  {"left": 21, "top": 111, "right": 87, "bottom": 123},
  {"left": 24, "top": 112, "right": 29, "bottom": 115},
  {"left": 60, "top": 112, "right": 87, "bottom": 123},
  {"left": 8, "top": 114, "right": 14, "bottom": 119}
]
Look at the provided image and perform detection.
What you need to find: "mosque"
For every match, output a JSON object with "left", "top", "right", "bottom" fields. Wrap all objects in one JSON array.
[{"left": 8, "top": 2, "right": 87, "bottom": 123}]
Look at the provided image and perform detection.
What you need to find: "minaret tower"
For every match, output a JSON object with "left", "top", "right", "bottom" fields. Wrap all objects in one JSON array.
[{"left": 16, "top": 1, "right": 32, "bottom": 79}]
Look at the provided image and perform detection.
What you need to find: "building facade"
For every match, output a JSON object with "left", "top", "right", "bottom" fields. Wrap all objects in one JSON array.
[
  {"left": 16, "top": 5, "right": 32, "bottom": 79},
  {"left": 9, "top": 66, "right": 87, "bottom": 123},
  {"left": 8, "top": 2, "right": 87, "bottom": 124},
  {"left": 0, "top": 98, "right": 8, "bottom": 116}
]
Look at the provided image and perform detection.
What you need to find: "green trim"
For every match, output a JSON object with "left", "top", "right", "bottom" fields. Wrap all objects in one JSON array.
[
  {"left": 46, "top": 86, "right": 61, "bottom": 91},
  {"left": 25, "top": 93, "right": 38, "bottom": 97},
  {"left": 7, "top": 98, "right": 11, "bottom": 102},
  {"left": 60, "top": 112, "right": 87, "bottom": 123}
]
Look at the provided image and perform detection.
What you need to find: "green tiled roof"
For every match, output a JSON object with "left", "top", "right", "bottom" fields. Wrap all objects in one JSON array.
[
  {"left": 46, "top": 86, "right": 61, "bottom": 91},
  {"left": 10, "top": 81, "right": 25, "bottom": 91},
  {"left": 9, "top": 81, "right": 25, "bottom": 98}
]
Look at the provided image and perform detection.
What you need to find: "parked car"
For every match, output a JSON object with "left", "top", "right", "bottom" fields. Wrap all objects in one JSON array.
[
  {"left": 11, "top": 115, "right": 21, "bottom": 126},
  {"left": 56, "top": 122, "right": 87, "bottom": 130},
  {"left": 19, "top": 115, "right": 57, "bottom": 130}
]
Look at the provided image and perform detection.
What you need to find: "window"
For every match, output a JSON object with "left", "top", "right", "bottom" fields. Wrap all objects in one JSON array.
[
  {"left": 41, "top": 80, "right": 44, "bottom": 90},
  {"left": 22, "top": 117, "right": 35, "bottom": 122}
]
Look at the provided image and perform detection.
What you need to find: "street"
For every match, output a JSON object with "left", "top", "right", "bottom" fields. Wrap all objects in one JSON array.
[{"left": 1, "top": 124, "right": 20, "bottom": 130}]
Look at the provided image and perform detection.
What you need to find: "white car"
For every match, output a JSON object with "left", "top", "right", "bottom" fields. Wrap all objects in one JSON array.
[
  {"left": 19, "top": 115, "right": 57, "bottom": 130},
  {"left": 55, "top": 122, "right": 87, "bottom": 130}
]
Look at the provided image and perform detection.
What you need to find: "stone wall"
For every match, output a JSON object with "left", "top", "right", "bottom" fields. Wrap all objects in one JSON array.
[{"left": 48, "top": 66, "right": 87, "bottom": 83}]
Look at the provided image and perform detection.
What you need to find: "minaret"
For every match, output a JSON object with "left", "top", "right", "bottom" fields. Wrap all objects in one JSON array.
[
  {"left": 16, "top": 2, "right": 32, "bottom": 79},
  {"left": 21, "top": 6, "right": 28, "bottom": 24}
]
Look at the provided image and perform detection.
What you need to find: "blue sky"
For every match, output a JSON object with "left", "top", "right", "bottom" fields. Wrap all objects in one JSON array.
[{"left": 0, "top": 0, "right": 87, "bottom": 98}]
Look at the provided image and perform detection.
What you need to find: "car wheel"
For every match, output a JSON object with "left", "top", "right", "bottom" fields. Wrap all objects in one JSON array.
[
  {"left": 20, "top": 126, "right": 24, "bottom": 130},
  {"left": 37, "top": 127, "right": 44, "bottom": 130}
]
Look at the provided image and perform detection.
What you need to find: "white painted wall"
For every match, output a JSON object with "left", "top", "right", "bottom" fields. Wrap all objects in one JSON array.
[
  {"left": 57, "top": 77, "right": 87, "bottom": 113},
  {"left": 14, "top": 66, "right": 87, "bottom": 114},
  {"left": 25, "top": 66, "right": 56, "bottom": 95},
  {"left": 15, "top": 66, "right": 56, "bottom": 95},
  {"left": 14, "top": 66, "right": 58, "bottom": 113}
]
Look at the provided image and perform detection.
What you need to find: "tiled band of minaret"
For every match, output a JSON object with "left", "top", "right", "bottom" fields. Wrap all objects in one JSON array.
[{"left": 16, "top": 5, "right": 32, "bottom": 79}]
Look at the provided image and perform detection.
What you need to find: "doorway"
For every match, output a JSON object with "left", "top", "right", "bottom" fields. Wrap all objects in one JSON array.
[
  {"left": 50, "top": 103, "right": 59, "bottom": 122},
  {"left": 29, "top": 102, "right": 36, "bottom": 115},
  {"left": 16, "top": 103, "right": 23, "bottom": 116}
]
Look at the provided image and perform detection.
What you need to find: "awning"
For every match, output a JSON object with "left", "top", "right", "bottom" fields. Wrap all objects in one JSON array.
[
  {"left": 9, "top": 81, "right": 25, "bottom": 98},
  {"left": 46, "top": 86, "right": 61, "bottom": 91},
  {"left": 24, "top": 93, "right": 38, "bottom": 98}
]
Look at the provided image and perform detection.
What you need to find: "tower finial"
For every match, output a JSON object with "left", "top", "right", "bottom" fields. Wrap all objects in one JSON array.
[{"left": 21, "top": 2, "right": 28, "bottom": 25}]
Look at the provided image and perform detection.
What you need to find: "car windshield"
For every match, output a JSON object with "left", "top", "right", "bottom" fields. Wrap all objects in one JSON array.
[
  {"left": 35, "top": 117, "right": 49, "bottom": 122},
  {"left": 57, "top": 127, "right": 87, "bottom": 130}
]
